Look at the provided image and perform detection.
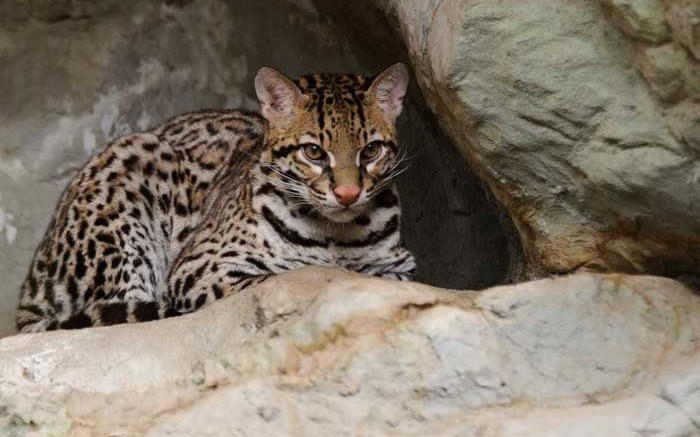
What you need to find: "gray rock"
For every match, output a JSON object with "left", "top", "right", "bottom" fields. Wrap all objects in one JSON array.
[
  {"left": 0, "top": 267, "right": 698, "bottom": 435},
  {"left": 665, "top": 100, "right": 700, "bottom": 150},
  {"left": 636, "top": 42, "right": 692, "bottom": 102},
  {"left": 601, "top": 0, "right": 671, "bottom": 43},
  {"left": 666, "top": 0, "right": 700, "bottom": 60},
  {"left": 381, "top": 0, "right": 700, "bottom": 277}
]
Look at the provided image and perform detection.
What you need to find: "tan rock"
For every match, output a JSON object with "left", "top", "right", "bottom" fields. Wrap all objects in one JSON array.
[
  {"left": 666, "top": 0, "right": 700, "bottom": 60},
  {"left": 0, "top": 267, "right": 699, "bottom": 436},
  {"left": 664, "top": 99, "right": 700, "bottom": 149},
  {"left": 636, "top": 42, "right": 691, "bottom": 102},
  {"left": 602, "top": 0, "right": 671, "bottom": 43}
]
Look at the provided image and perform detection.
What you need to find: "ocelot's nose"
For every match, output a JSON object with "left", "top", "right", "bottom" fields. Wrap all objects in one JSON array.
[{"left": 333, "top": 185, "right": 361, "bottom": 206}]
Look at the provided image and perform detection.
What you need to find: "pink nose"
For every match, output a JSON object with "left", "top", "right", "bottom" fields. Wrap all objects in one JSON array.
[{"left": 333, "top": 185, "right": 361, "bottom": 206}]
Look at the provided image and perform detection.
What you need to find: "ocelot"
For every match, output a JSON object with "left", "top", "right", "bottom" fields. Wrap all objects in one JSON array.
[{"left": 16, "top": 64, "right": 416, "bottom": 332}]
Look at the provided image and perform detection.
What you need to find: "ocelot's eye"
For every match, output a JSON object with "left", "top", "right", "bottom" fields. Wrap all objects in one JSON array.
[
  {"left": 361, "top": 141, "right": 384, "bottom": 161},
  {"left": 301, "top": 143, "right": 326, "bottom": 161}
]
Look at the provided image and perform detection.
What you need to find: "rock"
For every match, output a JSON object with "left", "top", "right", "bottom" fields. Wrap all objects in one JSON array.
[
  {"left": 371, "top": 0, "right": 700, "bottom": 277},
  {"left": 665, "top": 99, "right": 700, "bottom": 150},
  {"left": 636, "top": 42, "right": 692, "bottom": 102},
  {"left": 602, "top": 0, "right": 671, "bottom": 43},
  {"left": 666, "top": 0, "right": 700, "bottom": 60},
  {"left": 0, "top": 267, "right": 698, "bottom": 436}
]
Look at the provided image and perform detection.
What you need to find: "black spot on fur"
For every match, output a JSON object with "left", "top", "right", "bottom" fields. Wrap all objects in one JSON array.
[
  {"left": 139, "top": 184, "right": 155, "bottom": 206},
  {"left": 182, "top": 274, "right": 195, "bottom": 295},
  {"left": 87, "top": 239, "right": 96, "bottom": 258},
  {"left": 94, "top": 260, "right": 108, "bottom": 287},
  {"left": 175, "top": 202, "right": 188, "bottom": 216},
  {"left": 94, "top": 217, "right": 109, "bottom": 227},
  {"left": 245, "top": 257, "right": 269, "bottom": 272},
  {"left": 163, "top": 306, "right": 180, "bottom": 318},
  {"left": 142, "top": 141, "right": 159, "bottom": 152},
  {"left": 134, "top": 301, "right": 160, "bottom": 322},
  {"left": 75, "top": 250, "right": 87, "bottom": 279},
  {"left": 195, "top": 294, "right": 207, "bottom": 310},
  {"left": 77, "top": 220, "right": 88, "bottom": 240},
  {"left": 123, "top": 154, "right": 140, "bottom": 172},
  {"left": 47, "top": 260, "right": 58, "bottom": 278},
  {"left": 59, "top": 311, "right": 92, "bottom": 329},
  {"left": 66, "top": 275, "right": 79, "bottom": 301},
  {"left": 212, "top": 284, "right": 223, "bottom": 299},
  {"left": 96, "top": 233, "right": 116, "bottom": 245},
  {"left": 177, "top": 226, "right": 191, "bottom": 242},
  {"left": 100, "top": 302, "right": 128, "bottom": 325},
  {"left": 353, "top": 215, "right": 371, "bottom": 226},
  {"left": 110, "top": 256, "right": 123, "bottom": 269},
  {"left": 143, "top": 161, "right": 155, "bottom": 176}
]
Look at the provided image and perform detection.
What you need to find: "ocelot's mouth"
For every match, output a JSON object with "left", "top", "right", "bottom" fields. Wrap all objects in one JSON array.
[{"left": 319, "top": 205, "right": 366, "bottom": 224}]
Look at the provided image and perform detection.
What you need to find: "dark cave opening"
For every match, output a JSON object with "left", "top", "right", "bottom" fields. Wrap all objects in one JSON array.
[{"left": 308, "top": 0, "right": 524, "bottom": 289}]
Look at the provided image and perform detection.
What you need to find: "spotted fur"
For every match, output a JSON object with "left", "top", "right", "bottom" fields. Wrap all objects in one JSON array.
[{"left": 16, "top": 64, "right": 415, "bottom": 332}]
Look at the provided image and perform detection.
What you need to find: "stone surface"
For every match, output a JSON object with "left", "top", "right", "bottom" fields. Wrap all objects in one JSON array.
[
  {"left": 637, "top": 43, "right": 691, "bottom": 102},
  {"left": 364, "top": 0, "right": 700, "bottom": 277},
  {"left": 0, "top": 267, "right": 698, "bottom": 436},
  {"left": 666, "top": 0, "right": 700, "bottom": 60},
  {"left": 665, "top": 99, "right": 700, "bottom": 150},
  {"left": 0, "top": 0, "right": 519, "bottom": 337},
  {"left": 602, "top": 0, "right": 671, "bottom": 43}
]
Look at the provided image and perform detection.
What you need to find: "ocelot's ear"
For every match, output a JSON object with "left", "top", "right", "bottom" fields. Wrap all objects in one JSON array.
[
  {"left": 368, "top": 63, "right": 409, "bottom": 123},
  {"left": 255, "top": 67, "right": 306, "bottom": 126}
]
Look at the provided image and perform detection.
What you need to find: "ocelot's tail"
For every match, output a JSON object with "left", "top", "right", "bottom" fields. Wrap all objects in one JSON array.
[{"left": 16, "top": 300, "right": 179, "bottom": 333}]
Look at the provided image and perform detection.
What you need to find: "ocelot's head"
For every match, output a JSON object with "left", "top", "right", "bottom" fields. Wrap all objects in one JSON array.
[{"left": 254, "top": 64, "right": 409, "bottom": 223}]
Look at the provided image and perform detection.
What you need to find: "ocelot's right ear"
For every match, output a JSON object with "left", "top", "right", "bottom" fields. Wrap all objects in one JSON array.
[
  {"left": 368, "top": 63, "right": 409, "bottom": 124},
  {"left": 255, "top": 67, "right": 307, "bottom": 127}
]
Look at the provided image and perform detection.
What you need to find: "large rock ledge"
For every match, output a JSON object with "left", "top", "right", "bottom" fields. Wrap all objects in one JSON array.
[{"left": 1, "top": 267, "right": 699, "bottom": 436}]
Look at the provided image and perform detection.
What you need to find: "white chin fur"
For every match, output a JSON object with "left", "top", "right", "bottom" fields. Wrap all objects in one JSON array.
[{"left": 320, "top": 207, "right": 364, "bottom": 223}]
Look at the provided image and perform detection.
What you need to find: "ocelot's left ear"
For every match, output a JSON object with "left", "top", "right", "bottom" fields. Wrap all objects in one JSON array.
[
  {"left": 255, "top": 67, "right": 307, "bottom": 127},
  {"left": 368, "top": 63, "right": 410, "bottom": 123}
]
